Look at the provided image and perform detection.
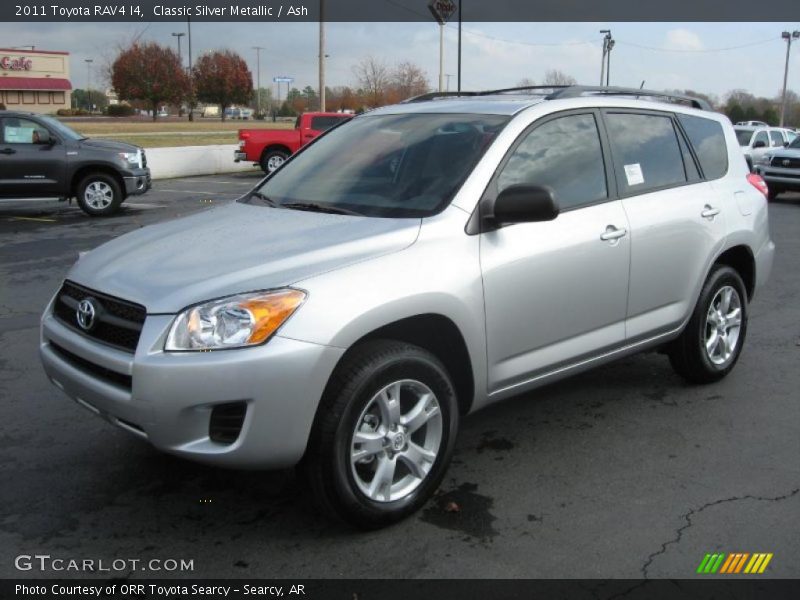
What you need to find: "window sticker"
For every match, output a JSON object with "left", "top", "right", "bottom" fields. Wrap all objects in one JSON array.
[{"left": 624, "top": 163, "right": 644, "bottom": 186}]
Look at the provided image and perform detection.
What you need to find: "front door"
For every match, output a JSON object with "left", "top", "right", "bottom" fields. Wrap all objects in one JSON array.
[
  {"left": 0, "top": 117, "right": 65, "bottom": 197},
  {"left": 480, "top": 111, "right": 631, "bottom": 396}
]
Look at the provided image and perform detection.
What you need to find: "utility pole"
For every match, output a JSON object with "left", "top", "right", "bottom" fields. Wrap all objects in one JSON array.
[
  {"left": 438, "top": 23, "right": 445, "bottom": 92},
  {"left": 445, "top": 73, "right": 452, "bottom": 92},
  {"left": 171, "top": 32, "right": 185, "bottom": 65},
  {"left": 84, "top": 59, "right": 93, "bottom": 112},
  {"left": 187, "top": 16, "right": 194, "bottom": 121},
  {"left": 457, "top": 0, "right": 462, "bottom": 93},
  {"left": 253, "top": 46, "right": 264, "bottom": 115},
  {"left": 780, "top": 30, "right": 800, "bottom": 127},
  {"left": 319, "top": 0, "right": 326, "bottom": 112},
  {"left": 600, "top": 30, "right": 612, "bottom": 86}
]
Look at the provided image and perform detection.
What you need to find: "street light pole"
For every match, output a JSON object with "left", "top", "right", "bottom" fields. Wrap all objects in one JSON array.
[
  {"left": 457, "top": 0, "right": 462, "bottom": 93},
  {"left": 84, "top": 58, "right": 93, "bottom": 113},
  {"left": 600, "top": 30, "right": 612, "bottom": 86},
  {"left": 171, "top": 32, "right": 185, "bottom": 66},
  {"left": 252, "top": 46, "right": 264, "bottom": 115},
  {"left": 780, "top": 30, "right": 800, "bottom": 127},
  {"left": 319, "top": 0, "right": 326, "bottom": 112},
  {"left": 187, "top": 16, "right": 194, "bottom": 121}
]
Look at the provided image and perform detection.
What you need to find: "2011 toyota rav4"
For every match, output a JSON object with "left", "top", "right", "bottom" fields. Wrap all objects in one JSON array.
[{"left": 40, "top": 86, "right": 775, "bottom": 528}]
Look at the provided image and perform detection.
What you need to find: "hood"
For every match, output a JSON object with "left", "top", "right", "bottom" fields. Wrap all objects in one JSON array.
[
  {"left": 79, "top": 137, "right": 140, "bottom": 153},
  {"left": 68, "top": 203, "right": 421, "bottom": 313},
  {"left": 768, "top": 147, "right": 800, "bottom": 160}
]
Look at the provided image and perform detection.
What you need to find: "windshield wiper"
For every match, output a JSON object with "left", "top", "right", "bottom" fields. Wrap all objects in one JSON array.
[
  {"left": 247, "top": 191, "right": 278, "bottom": 207},
  {"left": 281, "top": 202, "right": 362, "bottom": 216}
]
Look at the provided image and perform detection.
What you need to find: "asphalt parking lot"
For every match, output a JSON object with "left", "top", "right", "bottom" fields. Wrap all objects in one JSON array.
[{"left": 1, "top": 176, "right": 798, "bottom": 579}]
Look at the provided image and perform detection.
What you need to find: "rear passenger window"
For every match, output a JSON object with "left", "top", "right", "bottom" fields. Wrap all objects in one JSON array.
[
  {"left": 605, "top": 113, "right": 686, "bottom": 194},
  {"left": 769, "top": 130, "right": 784, "bottom": 147},
  {"left": 497, "top": 113, "right": 607, "bottom": 211},
  {"left": 753, "top": 131, "right": 769, "bottom": 147},
  {"left": 310, "top": 116, "right": 346, "bottom": 131},
  {"left": 677, "top": 114, "right": 728, "bottom": 180}
]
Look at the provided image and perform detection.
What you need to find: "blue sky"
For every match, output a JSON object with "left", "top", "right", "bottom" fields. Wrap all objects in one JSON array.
[{"left": 3, "top": 21, "right": 799, "bottom": 100}]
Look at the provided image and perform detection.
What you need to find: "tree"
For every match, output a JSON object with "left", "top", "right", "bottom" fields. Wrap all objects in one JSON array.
[
  {"left": 111, "top": 42, "right": 188, "bottom": 121},
  {"left": 390, "top": 61, "right": 429, "bottom": 100},
  {"left": 542, "top": 69, "right": 577, "bottom": 86},
  {"left": 192, "top": 50, "right": 253, "bottom": 121},
  {"left": 516, "top": 77, "right": 536, "bottom": 87},
  {"left": 354, "top": 56, "right": 390, "bottom": 107}
]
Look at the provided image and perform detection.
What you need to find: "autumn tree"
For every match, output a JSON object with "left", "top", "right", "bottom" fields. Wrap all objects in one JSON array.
[
  {"left": 192, "top": 50, "right": 253, "bottom": 120},
  {"left": 390, "top": 61, "right": 429, "bottom": 100},
  {"left": 354, "top": 56, "right": 390, "bottom": 107},
  {"left": 111, "top": 42, "right": 188, "bottom": 121}
]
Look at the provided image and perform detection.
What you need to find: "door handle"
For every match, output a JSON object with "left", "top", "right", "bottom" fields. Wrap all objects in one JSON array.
[
  {"left": 0, "top": 148, "right": 15, "bottom": 155},
  {"left": 600, "top": 225, "right": 627, "bottom": 241},
  {"left": 701, "top": 205, "right": 720, "bottom": 219}
]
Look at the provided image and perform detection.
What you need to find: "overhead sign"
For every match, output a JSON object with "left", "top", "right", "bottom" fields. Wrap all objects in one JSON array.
[
  {"left": 273, "top": 76, "right": 294, "bottom": 83},
  {"left": 428, "top": 0, "right": 456, "bottom": 25},
  {"left": 1, "top": 56, "right": 33, "bottom": 70}
]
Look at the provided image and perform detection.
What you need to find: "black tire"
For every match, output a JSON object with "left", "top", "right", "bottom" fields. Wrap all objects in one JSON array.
[
  {"left": 302, "top": 340, "right": 459, "bottom": 529},
  {"left": 767, "top": 186, "right": 781, "bottom": 201},
  {"left": 76, "top": 172, "right": 123, "bottom": 217},
  {"left": 260, "top": 149, "right": 289, "bottom": 174},
  {"left": 668, "top": 265, "right": 748, "bottom": 384}
]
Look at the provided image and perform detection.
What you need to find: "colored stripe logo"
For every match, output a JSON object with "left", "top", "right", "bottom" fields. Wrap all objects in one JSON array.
[{"left": 696, "top": 552, "right": 773, "bottom": 574}]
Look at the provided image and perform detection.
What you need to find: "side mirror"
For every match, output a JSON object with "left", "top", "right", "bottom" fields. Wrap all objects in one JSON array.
[
  {"left": 753, "top": 140, "right": 767, "bottom": 149},
  {"left": 34, "top": 129, "right": 53, "bottom": 145},
  {"left": 490, "top": 184, "right": 559, "bottom": 225},
  {"left": 784, "top": 141, "right": 790, "bottom": 147}
]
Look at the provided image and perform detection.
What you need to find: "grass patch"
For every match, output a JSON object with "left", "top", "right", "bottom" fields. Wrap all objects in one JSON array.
[
  {"left": 108, "top": 134, "right": 241, "bottom": 148},
  {"left": 69, "top": 120, "right": 293, "bottom": 135}
]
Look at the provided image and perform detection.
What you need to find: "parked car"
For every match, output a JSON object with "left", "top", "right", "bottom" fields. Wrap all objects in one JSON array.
[
  {"left": 0, "top": 111, "right": 151, "bottom": 216},
  {"left": 736, "top": 120, "right": 768, "bottom": 127},
  {"left": 735, "top": 126, "right": 793, "bottom": 169},
  {"left": 236, "top": 112, "right": 352, "bottom": 173},
  {"left": 40, "top": 87, "right": 774, "bottom": 528},
  {"left": 201, "top": 106, "right": 220, "bottom": 118},
  {"left": 754, "top": 134, "right": 800, "bottom": 199}
]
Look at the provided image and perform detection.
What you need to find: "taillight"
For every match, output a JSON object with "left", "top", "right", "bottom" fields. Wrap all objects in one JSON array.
[
  {"left": 747, "top": 173, "right": 768, "bottom": 198},
  {"left": 239, "top": 131, "right": 250, "bottom": 140}
]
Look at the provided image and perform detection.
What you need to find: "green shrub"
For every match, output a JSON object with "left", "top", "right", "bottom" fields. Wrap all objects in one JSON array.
[{"left": 106, "top": 104, "right": 135, "bottom": 117}]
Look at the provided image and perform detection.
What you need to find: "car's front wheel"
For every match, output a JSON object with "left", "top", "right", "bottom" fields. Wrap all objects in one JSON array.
[
  {"left": 303, "top": 340, "right": 459, "bottom": 529},
  {"left": 668, "top": 265, "right": 748, "bottom": 383},
  {"left": 76, "top": 173, "right": 123, "bottom": 216}
]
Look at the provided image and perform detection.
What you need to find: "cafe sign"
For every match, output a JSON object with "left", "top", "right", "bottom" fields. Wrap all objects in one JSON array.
[{"left": 1, "top": 56, "right": 33, "bottom": 70}]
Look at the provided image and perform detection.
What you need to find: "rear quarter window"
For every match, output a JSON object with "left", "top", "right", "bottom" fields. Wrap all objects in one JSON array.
[
  {"left": 677, "top": 114, "right": 729, "bottom": 180},
  {"left": 310, "top": 116, "right": 348, "bottom": 131}
]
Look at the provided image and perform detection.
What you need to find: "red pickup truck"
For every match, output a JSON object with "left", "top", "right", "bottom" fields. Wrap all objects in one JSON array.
[{"left": 235, "top": 112, "right": 352, "bottom": 173}]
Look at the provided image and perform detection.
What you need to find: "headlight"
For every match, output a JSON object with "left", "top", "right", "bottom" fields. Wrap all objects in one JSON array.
[
  {"left": 757, "top": 153, "right": 772, "bottom": 165},
  {"left": 118, "top": 150, "right": 142, "bottom": 168},
  {"left": 165, "top": 289, "right": 306, "bottom": 351}
]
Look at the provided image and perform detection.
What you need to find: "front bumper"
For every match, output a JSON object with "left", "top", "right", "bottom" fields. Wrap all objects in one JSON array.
[
  {"left": 40, "top": 299, "right": 343, "bottom": 469},
  {"left": 755, "top": 166, "right": 800, "bottom": 190},
  {"left": 122, "top": 167, "right": 152, "bottom": 196}
]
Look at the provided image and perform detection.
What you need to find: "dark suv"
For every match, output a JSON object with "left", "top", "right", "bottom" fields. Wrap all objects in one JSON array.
[{"left": 0, "top": 111, "right": 151, "bottom": 216}]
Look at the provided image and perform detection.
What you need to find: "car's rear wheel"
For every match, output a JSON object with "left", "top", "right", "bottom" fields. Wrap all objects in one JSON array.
[
  {"left": 76, "top": 173, "right": 123, "bottom": 217},
  {"left": 668, "top": 265, "right": 748, "bottom": 383},
  {"left": 260, "top": 149, "right": 289, "bottom": 174},
  {"left": 302, "top": 340, "right": 459, "bottom": 529}
]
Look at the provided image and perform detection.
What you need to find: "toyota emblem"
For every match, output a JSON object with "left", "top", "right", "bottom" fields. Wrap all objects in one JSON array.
[
  {"left": 783, "top": 159, "right": 791, "bottom": 167},
  {"left": 76, "top": 298, "right": 97, "bottom": 331}
]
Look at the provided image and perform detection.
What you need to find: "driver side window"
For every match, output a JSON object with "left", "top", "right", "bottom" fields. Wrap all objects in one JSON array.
[
  {"left": 2, "top": 118, "right": 46, "bottom": 144},
  {"left": 497, "top": 113, "right": 607, "bottom": 211}
]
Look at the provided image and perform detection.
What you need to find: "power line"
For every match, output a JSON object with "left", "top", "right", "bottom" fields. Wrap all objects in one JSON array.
[{"left": 616, "top": 37, "right": 780, "bottom": 53}]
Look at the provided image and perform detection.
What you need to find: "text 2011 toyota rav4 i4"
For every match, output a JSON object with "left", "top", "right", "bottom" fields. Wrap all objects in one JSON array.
[{"left": 41, "top": 86, "right": 774, "bottom": 528}]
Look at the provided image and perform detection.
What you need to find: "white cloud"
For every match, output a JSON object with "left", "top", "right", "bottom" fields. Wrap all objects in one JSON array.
[{"left": 664, "top": 29, "right": 704, "bottom": 51}]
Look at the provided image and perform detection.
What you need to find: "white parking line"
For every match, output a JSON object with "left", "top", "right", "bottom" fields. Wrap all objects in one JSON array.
[{"left": 157, "top": 189, "right": 241, "bottom": 195}]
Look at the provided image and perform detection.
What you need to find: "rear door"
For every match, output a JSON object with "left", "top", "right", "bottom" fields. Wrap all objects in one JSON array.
[
  {"left": 0, "top": 116, "right": 65, "bottom": 197},
  {"left": 603, "top": 110, "right": 727, "bottom": 341},
  {"left": 480, "top": 110, "right": 631, "bottom": 395}
]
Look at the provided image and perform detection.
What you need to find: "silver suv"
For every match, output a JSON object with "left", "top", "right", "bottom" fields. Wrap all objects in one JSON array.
[{"left": 40, "top": 86, "right": 775, "bottom": 528}]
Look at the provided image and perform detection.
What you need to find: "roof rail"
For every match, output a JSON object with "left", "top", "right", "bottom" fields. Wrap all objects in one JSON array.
[
  {"left": 545, "top": 86, "right": 712, "bottom": 110},
  {"left": 402, "top": 91, "right": 480, "bottom": 103}
]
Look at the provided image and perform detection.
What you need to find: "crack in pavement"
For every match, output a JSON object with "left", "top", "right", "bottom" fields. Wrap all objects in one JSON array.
[{"left": 641, "top": 487, "right": 800, "bottom": 579}]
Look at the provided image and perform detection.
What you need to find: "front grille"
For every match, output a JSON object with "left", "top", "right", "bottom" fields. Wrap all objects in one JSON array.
[
  {"left": 209, "top": 402, "right": 247, "bottom": 445},
  {"left": 141, "top": 149, "right": 147, "bottom": 168},
  {"left": 50, "top": 342, "right": 133, "bottom": 390},
  {"left": 53, "top": 281, "right": 146, "bottom": 352},
  {"left": 771, "top": 156, "right": 800, "bottom": 169}
]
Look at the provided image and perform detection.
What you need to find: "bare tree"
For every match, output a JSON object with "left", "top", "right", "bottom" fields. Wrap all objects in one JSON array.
[
  {"left": 390, "top": 61, "right": 429, "bottom": 100},
  {"left": 354, "top": 56, "right": 390, "bottom": 107},
  {"left": 542, "top": 69, "right": 577, "bottom": 86},
  {"left": 516, "top": 77, "right": 536, "bottom": 87}
]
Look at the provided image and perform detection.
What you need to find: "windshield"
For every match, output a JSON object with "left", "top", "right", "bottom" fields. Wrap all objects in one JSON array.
[
  {"left": 38, "top": 116, "right": 85, "bottom": 142},
  {"left": 734, "top": 129, "right": 753, "bottom": 146},
  {"left": 243, "top": 113, "right": 510, "bottom": 218}
]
